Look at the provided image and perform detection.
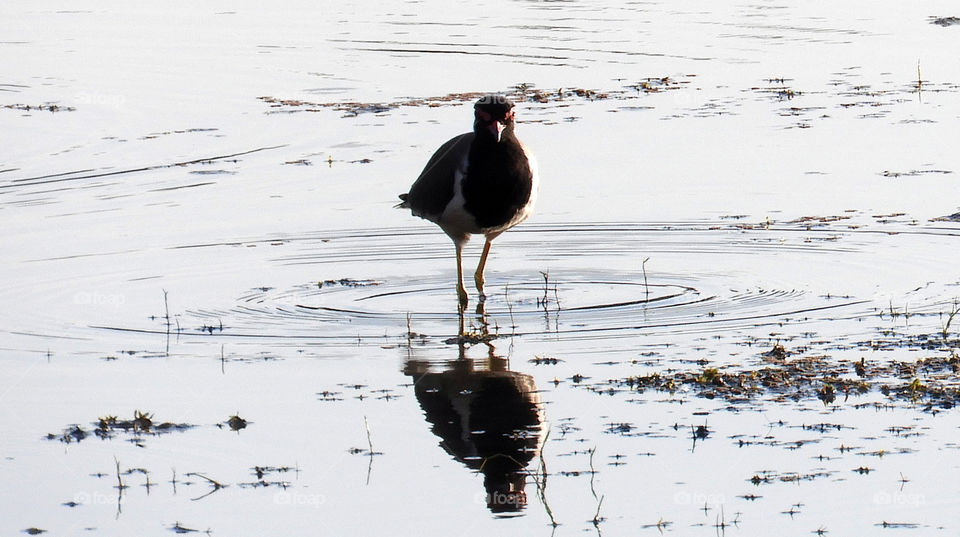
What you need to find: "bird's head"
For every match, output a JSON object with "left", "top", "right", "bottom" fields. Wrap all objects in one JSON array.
[{"left": 474, "top": 95, "right": 515, "bottom": 143}]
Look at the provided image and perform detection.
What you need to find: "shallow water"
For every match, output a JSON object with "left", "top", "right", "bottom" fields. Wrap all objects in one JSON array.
[{"left": 2, "top": 1, "right": 960, "bottom": 535}]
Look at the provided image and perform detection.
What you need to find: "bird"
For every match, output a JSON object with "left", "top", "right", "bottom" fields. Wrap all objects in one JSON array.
[{"left": 398, "top": 95, "right": 538, "bottom": 311}]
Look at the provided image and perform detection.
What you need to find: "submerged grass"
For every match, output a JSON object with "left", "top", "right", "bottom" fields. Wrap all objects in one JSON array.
[{"left": 610, "top": 344, "right": 960, "bottom": 410}]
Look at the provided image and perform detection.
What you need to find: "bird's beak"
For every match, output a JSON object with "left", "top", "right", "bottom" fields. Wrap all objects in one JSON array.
[{"left": 488, "top": 120, "right": 505, "bottom": 142}]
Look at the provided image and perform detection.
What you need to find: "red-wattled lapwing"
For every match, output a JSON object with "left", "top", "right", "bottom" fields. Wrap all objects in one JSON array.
[{"left": 398, "top": 95, "right": 538, "bottom": 311}]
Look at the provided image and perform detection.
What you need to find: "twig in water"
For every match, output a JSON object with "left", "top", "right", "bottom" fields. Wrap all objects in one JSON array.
[
  {"left": 537, "top": 425, "right": 558, "bottom": 527},
  {"left": 114, "top": 457, "right": 126, "bottom": 492},
  {"left": 587, "top": 445, "right": 604, "bottom": 528},
  {"left": 588, "top": 447, "right": 599, "bottom": 499},
  {"left": 406, "top": 312, "right": 413, "bottom": 344},
  {"left": 504, "top": 285, "right": 516, "bottom": 331},
  {"left": 538, "top": 271, "right": 550, "bottom": 309},
  {"left": 363, "top": 416, "right": 380, "bottom": 485},
  {"left": 186, "top": 472, "right": 223, "bottom": 488},
  {"left": 163, "top": 289, "right": 170, "bottom": 329},
  {"left": 114, "top": 456, "right": 126, "bottom": 518},
  {"left": 715, "top": 505, "right": 725, "bottom": 532},
  {"left": 642, "top": 257, "right": 651, "bottom": 300},
  {"left": 185, "top": 472, "right": 224, "bottom": 501},
  {"left": 364, "top": 416, "right": 377, "bottom": 455},
  {"left": 941, "top": 300, "right": 960, "bottom": 341},
  {"left": 144, "top": 471, "right": 152, "bottom": 495},
  {"left": 162, "top": 289, "right": 175, "bottom": 356},
  {"left": 593, "top": 495, "right": 605, "bottom": 527}
]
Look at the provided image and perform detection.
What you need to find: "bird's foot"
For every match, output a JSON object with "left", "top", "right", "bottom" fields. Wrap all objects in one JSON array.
[
  {"left": 474, "top": 277, "right": 486, "bottom": 302},
  {"left": 457, "top": 284, "right": 469, "bottom": 312}
]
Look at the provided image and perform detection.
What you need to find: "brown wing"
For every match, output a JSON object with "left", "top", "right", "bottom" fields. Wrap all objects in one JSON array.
[{"left": 399, "top": 133, "right": 474, "bottom": 221}]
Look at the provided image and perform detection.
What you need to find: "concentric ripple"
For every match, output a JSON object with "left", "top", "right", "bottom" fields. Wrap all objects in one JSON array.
[
  {"left": 172, "top": 221, "right": 912, "bottom": 343},
  {"left": 7, "top": 219, "right": 953, "bottom": 356}
]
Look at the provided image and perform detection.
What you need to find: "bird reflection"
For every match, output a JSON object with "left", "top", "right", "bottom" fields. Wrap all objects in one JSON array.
[{"left": 404, "top": 332, "right": 543, "bottom": 514}]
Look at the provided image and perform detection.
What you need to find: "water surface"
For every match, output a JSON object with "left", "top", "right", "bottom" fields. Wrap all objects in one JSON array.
[{"left": 2, "top": 1, "right": 960, "bottom": 535}]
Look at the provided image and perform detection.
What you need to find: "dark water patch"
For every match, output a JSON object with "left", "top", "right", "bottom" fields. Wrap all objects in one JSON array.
[
  {"left": 596, "top": 350, "right": 960, "bottom": 410},
  {"left": 272, "top": 72, "right": 960, "bottom": 134},
  {"left": 742, "top": 74, "right": 960, "bottom": 129},
  {"left": 170, "top": 522, "right": 199, "bottom": 534},
  {"left": 46, "top": 411, "right": 196, "bottom": 445},
  {"left": 931, "top": 212, "right": 960, "bottom": 222},
  {"left": 302, "top": 86, "right": 358, "bottom": 96},
  {"left": 748, "top": 469, "right": 835, "bottom": 486},
  {"left": 139, "top": 127, "right": 219, "bottom": 141},
  {"left": 0, "top": 83, "right": 30, "bottom": 91},
  {"left": 148, "top": 181, "right": 215, "bottom": 192},
  {"left": 329, "top": 33, "right": 712, "bottom": 67},
  {"left": 319, "top": 278, "right": 382, "bottom": 288},
  {"left": 239, "top": 465, "right": 298, "bottom": 488},
  {"left": 2, "top": 103, "right": 75, "bottom": 112},
  {"left": 1, "top": 145, "right": 285, "bottom": 192},
  {"left": 751, "top": 81, "right": 802, "bottom": 101},
  {"left": 929, "top": 16, "right": 960, "bottom": 27},
  {"left": 188, "top": 169, "right": 237, "bottom": 175},
  {"left": 880, "top": 169, "right": 953, "bottom": 179},
  {"left": 258, "top": 77, "right": 692, "bottom": 116}
]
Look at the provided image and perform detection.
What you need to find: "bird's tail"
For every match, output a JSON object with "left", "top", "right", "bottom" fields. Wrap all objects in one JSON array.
[{"left": 394, "top": 193, "right": 410, "bottom": 209}]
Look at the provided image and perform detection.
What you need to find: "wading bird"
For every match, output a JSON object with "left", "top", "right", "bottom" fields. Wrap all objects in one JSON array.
[{"left": 397, "top": 95, "right": 538, "bottom": 310}]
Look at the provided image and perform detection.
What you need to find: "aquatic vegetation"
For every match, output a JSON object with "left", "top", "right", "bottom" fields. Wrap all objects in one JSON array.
[
  {"left": 46, "top": 411, "right": 195, "bottom": 444},
  {"left": 609, "top": 349, "right": 959, "bottom": 409},
  {"left": 226, "top": 414, "right": 248, "bottom": 431}
]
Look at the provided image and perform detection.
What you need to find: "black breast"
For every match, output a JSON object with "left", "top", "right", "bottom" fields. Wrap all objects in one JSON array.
[{"left": 462, "top": 137, "right": 533, "bottom": 229}]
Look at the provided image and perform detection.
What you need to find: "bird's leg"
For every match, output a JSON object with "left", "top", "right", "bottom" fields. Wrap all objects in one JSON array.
[
  {"left": 455, "top": 241, "right": 469, "bottom": 311},
  {"left": 474, "top": 238, "right": 492, "bottom": 302},
  {"left": 475, "top": 297, "right": 486, "bottom": 319}
]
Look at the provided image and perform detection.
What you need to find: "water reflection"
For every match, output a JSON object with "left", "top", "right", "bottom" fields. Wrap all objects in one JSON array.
[{"left": 404, "top": 334, "right": 543, "bottom": 514}]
